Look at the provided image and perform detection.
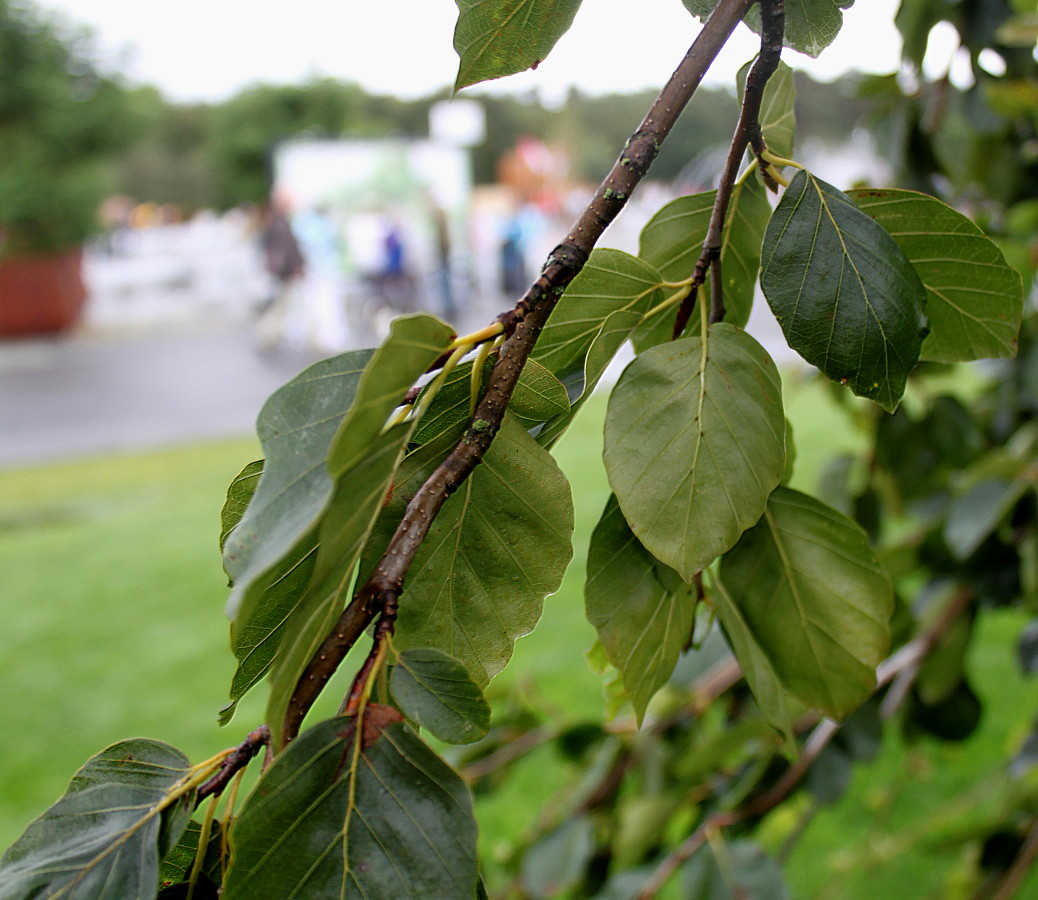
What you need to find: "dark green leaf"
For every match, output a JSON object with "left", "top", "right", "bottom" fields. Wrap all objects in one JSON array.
[
  {"left": 907, "top": 680, "right": 982, "bottom": 742},
  {"left": 585, "top": 495, "right": 695, "bottom": 723},
  {"left": 391, "top": 648, "right": 491, "bottom": 744},
  {"left": 849, "top": 188, "right": 1024, "bottom": 362},
  {"left": 453, "top": 0, "right": 583, "bottom": 90},
  {"left": 716, "top": 487, "right": 893, "bottom": 721},
  {"left": 159, "top": 820, "right": 223, "bottom": 891},
  {"left": 761, "top": 170, "right": 928, "bottom": 410},
  {"left": 944, "top": 477, "right": 1029, "bottom": 560},
  {"left": 805, "top": 743, "right": 852, "bottom": 804},
  {"left": 222, "top": 315, "right": 454, "bottom": 742},
  {"left": 219, "top": 460, "right": 263, "bottom": 555},
  {"left": 363, "top": 417, "right": 574, "bottom": 685},
  {"left": 521, "top": 817, "right": 595, "bottom": 899},
  {"left": 0, "top": 740, "right": 193, "bottom": 900},
  {"left": 223, "top": 711, "right": 478, "bottom": 900},
  {"left": 1019, "top": 620, "right": 1038, "bottom": 675},
  {"left": 683, "top": 0, "right": 854, "bottom": 58},
  {"left": 682, "top": 840, "right": 790, "bottom": 900},
  {"left": 604, "top": 324, "right": 786, "bottom": 581}
]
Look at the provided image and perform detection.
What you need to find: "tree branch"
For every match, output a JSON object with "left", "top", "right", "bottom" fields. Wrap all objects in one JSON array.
[
  {"left": 634, "top": 586, "right": 975, "bottom": 899},
  {"left": 674, "top": 0, "right": 785, "bottom": 334},
  {"left": 280, "top": 0, "right": 757, "bottom": 746},
  {"left": 196, "top": 725, "right": 270, "bottom": 804}
]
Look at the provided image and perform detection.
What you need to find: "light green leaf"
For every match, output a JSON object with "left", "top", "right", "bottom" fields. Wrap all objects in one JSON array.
[
  {"left": 223, "top": 712, "right": 478, "bottom": 900},
  {"left": 534, "top": 248, "right": 664, "bottom": 398},
  {"left": 682, "top": 0, "right": 855, "bottom": 58},
  {"left": 391, "top": 648, "right": 491, "bottom": 744},
  {"left": 537, "top": 306, "right": 643, "bottom": 448},
  {"left": 453, "top": 0, "right": 583, "bottom": 90},
  {"left": 585, "top": 495, "right": 695, "bottom": 723},
  {"left": 638, "top": 190, "right": 714, "bottom": 286},
  {"left": 738, "top": 59, "right": 797, "bottom": 159},
  {"left": 848, "top": 188, "right": 1024, "bottom": 362},
  {"left": 760, "top": 170, "right": 928, "bottom": 411},
  {"left": 718, "top": 173, "right": 771, "bottom": 326},
  {"left": 717, "top": 487, "right": 893, "bottom": 721},
  {"left": 0, "top": 740, "right": 193, "bottom": 900},
  {"left": 635, "top": 183, "right": 765, "bottom": 347},
  {"left": 363, "top": 417, "right": 574, "bottom": 685},
  {"left": 604, "top": 324, "right": 786, "bottom": 582},
  {"left": 219, "top": 459, "right": 263, "bottom": 555},
  {"left": 413, "top": 356, "right": 569, "bottom": 447}
]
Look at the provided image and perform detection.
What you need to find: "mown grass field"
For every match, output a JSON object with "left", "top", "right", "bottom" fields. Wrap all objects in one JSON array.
[{"left": 0, "top": 374, "right": 1032, "bottom": 897}]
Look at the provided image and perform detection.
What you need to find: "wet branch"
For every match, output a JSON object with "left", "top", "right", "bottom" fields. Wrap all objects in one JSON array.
[{"left": 280, "top": 0, "right": 757, "bottom": 746}]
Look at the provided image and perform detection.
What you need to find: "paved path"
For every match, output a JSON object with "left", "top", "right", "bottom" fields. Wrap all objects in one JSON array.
[{"left": 0, "top": 325, "right": 317, "bottom": 468}]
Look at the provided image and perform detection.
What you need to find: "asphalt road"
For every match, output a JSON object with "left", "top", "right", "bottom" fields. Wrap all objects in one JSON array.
[{"left": 0, "top": 325, "right": 316, "bottom": 468}]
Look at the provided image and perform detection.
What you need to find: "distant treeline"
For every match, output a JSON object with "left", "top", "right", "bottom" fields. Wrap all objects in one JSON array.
[{"left": 112, "top": 74, "right": 871, "bottom": 212}]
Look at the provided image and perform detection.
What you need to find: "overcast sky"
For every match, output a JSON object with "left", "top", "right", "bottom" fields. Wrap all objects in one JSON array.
[{"left": 42, "top": 0, "right": 904, "bottom": 103}]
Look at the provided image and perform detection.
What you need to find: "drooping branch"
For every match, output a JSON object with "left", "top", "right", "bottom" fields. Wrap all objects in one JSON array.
[
  {"left": 634, "top": 587, "right": 976, "bottom": 900},
  {"left": 280, "top": 0, "right": 758, "bottom": 746},
  {"left": 673, "top": 0, "right": 785, "bottom": 335}
]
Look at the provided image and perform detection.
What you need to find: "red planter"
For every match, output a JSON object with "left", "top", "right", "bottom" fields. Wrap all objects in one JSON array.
[{"left": 0, "top": 247, "right": 87, "bottom": 336}]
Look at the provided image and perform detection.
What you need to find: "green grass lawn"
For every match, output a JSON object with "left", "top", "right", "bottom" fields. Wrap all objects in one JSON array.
[{"left": 0, "top": 372, "right": 1032, "bottom": 898}]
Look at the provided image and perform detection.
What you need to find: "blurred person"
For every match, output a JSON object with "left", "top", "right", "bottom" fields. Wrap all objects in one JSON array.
[
  {"left": 255, "top": 194, "right": 305, "bottom": 354},
  {"left": 292, "top": 205, "right": 351, "bottom": 353}
]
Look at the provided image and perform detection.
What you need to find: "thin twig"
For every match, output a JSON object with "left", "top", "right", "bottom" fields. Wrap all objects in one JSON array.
[
  {"left": 675, "top": 0, "right": 785, "bottom": 333},
  {"left": 989, "top": 817, "right": 1038, "bottom": 900},
  {"left": 635, "top": 584, "right": 976, "bottom": 899},
  {"left": 280, "top": 0, "right": 757, "bottom": 746},
  {"left": 195, "top": 725, "right": 270, "bottom": 803}
]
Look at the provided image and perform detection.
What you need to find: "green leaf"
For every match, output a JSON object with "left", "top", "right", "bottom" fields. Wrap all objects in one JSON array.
[
  {"left": 159, "top": 820, "right": 223, "bottom": 891},
  {"left": 219, "top": 460, "right": 263, "bottom": 555},
  {"left": 718, "top": 173, "right": 771, "bottom": 327},
  {"left": 412, "top": 357, "right": 569, "bottom": 447},
  {"left": 533, "top": 248, "right": 664, "bottom": 398},
  {"left": 760, "top": 170, "right": 928, "bottom": 411},
  {"left": 682, "top": 0, "right": 854, "bottom": 58},
  {"left": 635, "top": 183, "right": 766, "bottom": 347},
  {"left": 683, "top": 840, "right": 790, "bottom": 900},
  {"left": 710, "top": 574, "right": 800, "bottom": 740},
  {"left": 223, "top": 711, "right": 478, "bottom": 900},
  {"left": 585, "top": 495, "right": 695, "bottom": 723},
  {"left": 453, "top": 0, "right": 583, "bottom": 90},
  {"left": 0, "top": 740, "right": 193, "bottom": 900},
  {"left": 604, "top": 324, "right": 786, "bottom": 581},
  {"left": 521, "top": 817, "right": 596, "bottom": 899},
  {"left": 638, "top": 190, "right": 714, "bottom": 286},
  {"left": 222, "top": 349, "right": 372, "bottom": 619},
  {"left": 363, "top": 417, "right": 574, "bottom": 684},
  {"left": 223, "top": 315, "right": 454, "bottom": 741},
  {"left": 390, "top": 648, "right": 491, "bottom": 744},
  {"left": 848, "top": 188, "right": 1024, "bottom": 363},
  {"left": 717, "top": 487, "right": 893, "bottom": 721},
  {"left": 944, "top": 477, "right": 1030, "bottom": 560},
  {"left": 738, "top": 59, "right": 797, "bottom": 159}
]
